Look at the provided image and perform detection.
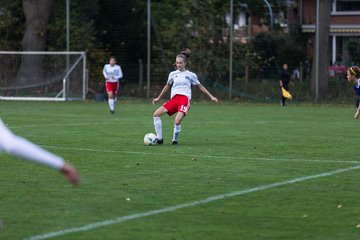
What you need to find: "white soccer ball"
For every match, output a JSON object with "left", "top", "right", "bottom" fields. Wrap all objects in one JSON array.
[{"left": 144, "top": 133, "right": 158, "bottom": 146}]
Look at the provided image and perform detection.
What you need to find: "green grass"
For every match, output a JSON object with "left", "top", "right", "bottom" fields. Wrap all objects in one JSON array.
[{"left": 0, "top": 100, "right": 360, "bottom": 240}]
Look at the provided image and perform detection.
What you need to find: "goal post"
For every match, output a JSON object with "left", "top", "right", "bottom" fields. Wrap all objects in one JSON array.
[{"left": 0, "top": 51, "right": 87, "bottom": 101}]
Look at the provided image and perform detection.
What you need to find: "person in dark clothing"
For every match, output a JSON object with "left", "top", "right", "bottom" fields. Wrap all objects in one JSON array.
[
  {"left": 279, "top": 63, "right": 291, "bottom": 106},
  {"left": 346, "top": 66, "right": 360, "bottom": 118}
]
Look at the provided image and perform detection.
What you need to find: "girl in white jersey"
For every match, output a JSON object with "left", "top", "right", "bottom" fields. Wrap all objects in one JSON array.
[
  {"left": 152, "top": 49, "right": 218, "bottom": 145},
  {"left": 103, "top": 56, "right": 123, "bottom": 114},
  {"left": 0, "top": 119, "right": 80, "bottom": 185}
]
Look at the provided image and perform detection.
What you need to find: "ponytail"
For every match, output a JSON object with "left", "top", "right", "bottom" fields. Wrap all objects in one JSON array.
[{"left": 177, "top": 48, "right": 191, "bottom": 62}]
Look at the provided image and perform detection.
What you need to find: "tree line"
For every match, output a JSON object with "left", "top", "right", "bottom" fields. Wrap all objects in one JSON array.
[{"left": 0, "top": 0, "right": 343, "bottom": 100}]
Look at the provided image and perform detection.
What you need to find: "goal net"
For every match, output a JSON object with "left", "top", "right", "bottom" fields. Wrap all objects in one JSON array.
[{"left": 0, "top": 51, "right": 87, "bottom": 101}]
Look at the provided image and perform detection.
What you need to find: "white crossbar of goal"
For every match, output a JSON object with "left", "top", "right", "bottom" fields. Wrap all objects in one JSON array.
[{"left": 0, "top": 51, "right": 87, "bottom": 101}]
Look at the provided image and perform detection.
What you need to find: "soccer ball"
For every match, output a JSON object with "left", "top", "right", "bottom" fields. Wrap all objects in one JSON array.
[{"left": 144, "top": 133, "right": 158, "bottom": 146}]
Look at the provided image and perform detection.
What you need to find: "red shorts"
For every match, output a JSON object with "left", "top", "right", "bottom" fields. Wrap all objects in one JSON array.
[
  {"left": 163, "top": 94, "right": 190, "bottom": 116},
  {"left": 106, "top": 81, "right": 120, "bottom": 94}
]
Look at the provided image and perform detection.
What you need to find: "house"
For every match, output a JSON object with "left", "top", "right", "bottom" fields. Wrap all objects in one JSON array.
[
  {"left": 232, "top": 1, "right": 360, "bottom": 68},
  {"left": 297, "top": 0, "right": 360, "bottom": 67},
  {"left": 231, "top": 7, "right": 271, "bottom": 43}
]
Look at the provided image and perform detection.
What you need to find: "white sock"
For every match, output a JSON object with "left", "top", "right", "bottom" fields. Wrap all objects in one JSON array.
[
  {"left": 172, "top": 124, "right": 181, "bottom": 142},
  {"left": 153, "top": 117, "right": 163, "bottom": 140},
  {"left": 108, "top": 98, "right": 115, "bottom": 111}
]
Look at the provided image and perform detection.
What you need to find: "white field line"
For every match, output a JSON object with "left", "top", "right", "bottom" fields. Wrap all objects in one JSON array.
[
  {"left": 25, "top": 164, "right": 360, "bottom": 240},
  {"left": 8, "top": 120, "right": 338, "bottom": 130},
  {"left": 41, "top": 145, "right": 360, "bottom": 165}
]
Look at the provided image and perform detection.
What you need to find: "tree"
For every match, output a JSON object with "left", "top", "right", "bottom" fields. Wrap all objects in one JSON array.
[
  {"left": 311, "top": 0, "right": 331, "bottom": 99},
  {"left": 150, "top": 0, "right": 298, "bottom": 84},
  {"left": 14, "top": 0, "right": 106, "bottom": 88},
  {"left": 0, "top": 1, "right": 24, "bottom": 50},
  {"left": 21, "top": 0, "right": 53, "bottom": 51},
  {"left": 151, "top": 0, "right": 231, "bottom": 85},
  {"left": 17, "top": 0, "right": 53, "bottom": 84},
  {"left": 48, "top": 0, "right": 108, "bottom": 89}
]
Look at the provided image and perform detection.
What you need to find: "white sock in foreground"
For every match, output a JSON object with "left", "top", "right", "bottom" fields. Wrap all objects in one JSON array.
[
  {"left": 108, "top": 99, "right": 115, "bottom": 111},
  {"left": 153, "top": 117, "right": 163, "bottom": 140},
  {"left": 172, "top": 124, "right": 181, "bottom": 142}
]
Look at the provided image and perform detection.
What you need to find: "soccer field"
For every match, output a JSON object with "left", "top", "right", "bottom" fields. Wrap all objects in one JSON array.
[{"left": 0, "top": 100, "right": 359, "bottom": 240}]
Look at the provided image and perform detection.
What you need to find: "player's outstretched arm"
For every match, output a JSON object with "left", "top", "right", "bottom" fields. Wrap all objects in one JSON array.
[
  {"left": 152, "top": 84, "right": 170, "bottom": 105},
  {"left": 0, "top": 120, "right": 80, "bottom": 185},
  {"left": 197, "top": 84, "right": 218, "bottom": 102}
]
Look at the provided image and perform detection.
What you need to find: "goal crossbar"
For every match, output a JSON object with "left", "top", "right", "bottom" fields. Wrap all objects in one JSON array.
[{"left": 0, "top": 51, "right": 87, "bottom": 101}]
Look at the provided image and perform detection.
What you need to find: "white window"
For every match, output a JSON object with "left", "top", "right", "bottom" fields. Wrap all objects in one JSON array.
[{"left": 332, "top": 0, "right": 360, "bottom": 14}]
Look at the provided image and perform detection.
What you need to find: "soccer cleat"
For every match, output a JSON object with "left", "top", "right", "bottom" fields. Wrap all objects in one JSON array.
[
  {"left": 156, "top": 138, "right": 164, "bottom": 145},
  {"left": 172, "top": 141, "right": 178, "bottom": 145},
  {"left": 110, "top": 110, "right": 115, "bottom": 114}
]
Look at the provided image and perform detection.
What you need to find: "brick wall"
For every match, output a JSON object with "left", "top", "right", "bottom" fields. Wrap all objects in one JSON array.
[
  {"left": 301, "top": 0, "right": 360, "bottom": 25},
  {"left": 302, "top": 0, "right": 316, "bottom": 24},
  {"left": 331, "top": 15, "right": 360, "bottom": 25}
]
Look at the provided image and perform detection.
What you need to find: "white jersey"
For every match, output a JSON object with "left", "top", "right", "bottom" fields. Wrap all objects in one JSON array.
[
  {"left": 103, "top": 64, "right": 123, "bottom": 82},
  {"left": 167, "top": 70, "right": 200, "bottom": 100},
  {"left": 0, "top": 119, "right": 64, "bottom": 170}
]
